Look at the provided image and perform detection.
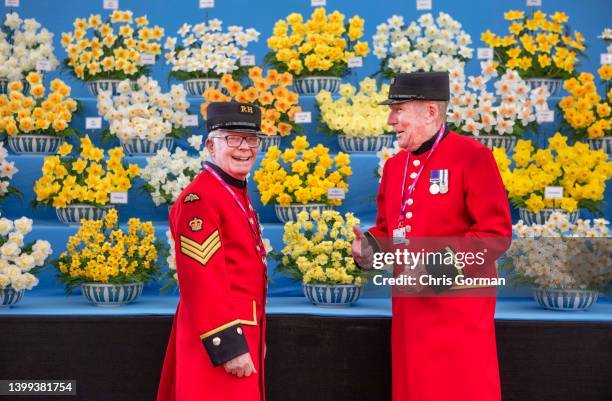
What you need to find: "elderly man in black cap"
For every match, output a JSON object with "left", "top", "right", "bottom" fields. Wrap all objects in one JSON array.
[
  {"left": 351, "top": 72, "right": 512, "bottom": 401},
  {"left": 158, "top": 102, "right": 268, "bottom": 401}
]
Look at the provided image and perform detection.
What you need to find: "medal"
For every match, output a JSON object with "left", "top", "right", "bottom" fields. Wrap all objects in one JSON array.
[
  {"left": 439, "top": 169, "right": 449, "bottom": 194},
  {"left": 429, "top": 183, "right": 440, "bottom": 195}
]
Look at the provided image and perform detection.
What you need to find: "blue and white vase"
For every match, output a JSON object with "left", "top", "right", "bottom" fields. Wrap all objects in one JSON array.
[
  {"left": 338, "top": 135, "right": 393, "bottom": 153},
  {"left": 184, "top": 78, "right": 221, "bottom": 96},
  {"left": 56, "top": 204, "right": 114, "bottom": 225},
  {"left": 525, "top": 78, "right": 562, "bottom": 97},
  {"left": 533, "top": 287, "right": 598, "bottom": 311},
  {"left": 519, "top": 208, "right": 580, "bottom": 226},
  {"left": 259, "top": 135, "right": 282, "bottom": 153},
  {"left": 7, "top": 134, "right": 64, "bottom": 155},
  {"left": 586, "top": 137, "right": 611, "bottom": 157},
  {"left": 303, "top": 284, "right": 363, "bottom": 307},
  {"left": 0, "top": 287, "right": 25, "bottom": 307},
  {"left": 473, "top": 135, "right": 518, "bottom": 154},
  {"left": 121, "top": 137, "right": 174, "bottom": 156},
  {"left": 0, "top": 78, "right": 30, "bottom": 95},
  {"left": 274, "top": 203, "right": 334, "bottom": 223},
  {"left": 87, "top": 79, "right": 122, "bottom": 96},
  {"left": 293, "top": 76, "right": 341, "bottom": 96},
  {"left": 81, "top": 282, "right": 144, "bottom": 306}
]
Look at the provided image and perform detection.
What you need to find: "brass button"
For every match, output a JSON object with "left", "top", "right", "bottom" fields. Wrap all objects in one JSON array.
[
  {"left": 413, "top": 160, "right": 421, "bottom": 167},
  {"left": 409, "top": 172, "right": 417, "bottom": 179},
  {"left": 407, "top": 198, "right": 414, "bottom": 205},
  {"left": 236, "top": 327, "right": 243, "bottom": 335},
  {"left": 212, "top": 337, "right": 221, "bottom": 346},
  {"left": 406, "top": 212, "right": 413, "bottom": 219}
]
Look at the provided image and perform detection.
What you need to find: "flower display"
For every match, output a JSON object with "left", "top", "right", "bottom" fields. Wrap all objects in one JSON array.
[
  {"left": 372, "top": 13, "right": 473, "bottom": 77},
  {"left": 140, "top": 135, "right": 208, "bottom": 206},
  {"left": 493, "top": 133, "right": 612, "bottom": 214},
  {"left": 481, "top": 10, "right": 585, "bottom": 79},
  {"left": 558, "top": 71, "right": 611, "bottom": 139},
  {"left": 504, "top": 212, "right": 611, "bottom": 290},
  {"left": 97, "top": 76, "right": 190, "bottom": 143},
  {"left": 0, "top": 73, "right": 78, "bottom": 137},
  {"left": 266, "top": 8, "right": 369, "bottom": 77},
  {"left": 0, "top": 216, "right": 52, "bottom": 292},
  {"left": 254, "top": 136, "right": 351, "bottom": 205},
  {"left": 316, "top": 78, "right": 392, "bottom": 137},
  {"left": 0, "top": 12, "right": 58, "bottom": 82},
  {"left": 201, "top": 66, "right": 301, "bottom": 137},
  {"left": 0, "top": 142, "right": 19, "bottom": 201},
  {"left": 54, "top": 209, "right": 161, "bottom": 293},
  {"left": 61, "top": 10, "right": 164, "bottom": 81},
  {"left": 376, "top": 140, "right": 401, "bottom": 179},
  {"left": 33, "top": 136, "right": 140, "bottom": 208},
  {"left": 600, "top": 28, "right": 612, "bottom": 53},
  {"left": 447, "top": 63, "right": 550, "bottom": 137},
  {"left": 275, "top": 210, "right": 364, "bottom": 285},
  {"left": 164, "top": 19, "right": 259, "bottom": 81}
]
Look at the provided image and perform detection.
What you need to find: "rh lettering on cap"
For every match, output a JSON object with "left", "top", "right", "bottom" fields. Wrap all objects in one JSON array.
[{"left": 240, "top": 105, "right": 254, "bottom": 114}]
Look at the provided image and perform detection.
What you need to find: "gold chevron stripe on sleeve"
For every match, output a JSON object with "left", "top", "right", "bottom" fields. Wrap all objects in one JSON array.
[
  {"left": 180, "top": 231, "right": 219, "bottom": 251},
  {"left": 179, "top": 231, "right": 221, "bottom": 267},
  {"left": 181, "top": 240, "right": 220, "bottom": 266}
]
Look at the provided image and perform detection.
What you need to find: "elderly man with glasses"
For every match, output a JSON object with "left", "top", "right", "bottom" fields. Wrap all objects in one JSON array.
[{"left": 157, "top": 102, "right": 268, "bottom": 401}]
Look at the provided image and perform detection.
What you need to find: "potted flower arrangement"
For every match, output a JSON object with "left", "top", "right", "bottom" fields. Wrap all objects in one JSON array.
[
  {"left": 275, "top": 209, "right": 365, "bottom": 306},
  {"left": 481, "top": 10, "right": 586, "bottom": 95},
  {"left": 164, "top": 19, "right": 260, "bottom": 96},
  {"left": 558, "top": 71, "right": 611, "bottom": 154},
  {"left": 316, "top": 77, "right": 393, "bottom": 153},
  {"left": 376, "top": 140, "right": 401, "bottom": 181},
  {"left": 447, "top": 62, "right": 551, "bottom": 153},
  {"left": 493, "top": 133, "right": 612, "bottom": 224},
  {"left": 54, "top": 209, "right": 161, "bottom": 306},
  {"left": 33, "top": 136, "right": 140, "bottom": 224},
  {"left": 265, "top": 8, "right": 369, "bottom": 95},
  {"left": 140, "top": 135, "right": 208, "bottom": 207},
  {"left": 254, "top": 136, "right": 352, "bottom": 223},
  {"left": 0, "top": 216, "right": 52, "bottom": 307},
  {"left": 0, "top": 73, "right": 78, "bottom": 154},
  {"left": 0, "top": 143, "right": 19, "bottom": 202},
  {"left": 97, "top": 76, "right": 190, "bottom": 155},
  {"left": 504, "top": 212, "right": 610, "bottom": 311},
  {"left": 61, "top": 10, "right": 164, "bottom": 96},
  {"left": 0, "top": 12, "right": 58, "bottom": 93},
  {"left": 200, "top": 66, "right": 302, "bottom": 151},
  {"left": 372, "top": 12, "right": 473, "bottom": 77},
  {"left": 600, "top": 28, "right": 612, "bottom": 52}
]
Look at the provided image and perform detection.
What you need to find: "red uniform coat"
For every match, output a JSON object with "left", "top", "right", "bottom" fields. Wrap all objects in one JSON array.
[
  {"left": 157, "top": 162, "right": 267, "bottom": 401},
  {"left": 366, "top": 129, "right": 512, "bottom": 401}
]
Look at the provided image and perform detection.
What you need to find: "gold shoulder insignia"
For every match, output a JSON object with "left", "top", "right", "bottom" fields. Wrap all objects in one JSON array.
[
  {"left": 180, "top": 231, "right": 221, "bottom": 267},
  {"left": 184, "top": 193, "right": 200, "bottom": 203},
  {"left": 189, "top": 217, "right": 203, "bottom": 232}
]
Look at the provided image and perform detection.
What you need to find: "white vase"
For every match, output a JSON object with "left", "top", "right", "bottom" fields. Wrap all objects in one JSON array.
[
  {"left": 274, "top": 203, "right": 334, "bottom": 223},
  {"left": 184, "top": 78, "right": 221, "bottom": 96},
  {"left": 293, "top": 76, "right": 341, "bottom": 95},
  {"left": 81, "top": 282, "right": 144, "bottom": 307},
  {"left": 525, "top": 78, "right": 563, "bottom": 97},
  {"left": 56, "top": 204, "right": 114, "bottom": 225},
  {"left": 259, "top": 135, "right": 282, "bottom": 152},
  {"left": 303, "top": 284, "right": 362, "bottom": 307},
  {"left": 0, "top": 287, "right": 25, "bottom": 307},
  {"left": 121, "top": 137, "right": 174, "bottom": 156},
  {"left": 7, "top": 134, "right": 65, "bottom": 155},
  {"left": 87, "top": 79, "right": 122, "bottom": 96},
  {"left": 338, "top": 135, "right": 393, "bottom": 153},
  {"left": 532, "top": 287, "right": 598, "bottom": 311},
  {"left": 472, "top": 135, "right": 518, "bottom": 153},
  {"left": 518, "top": 208, "right": 580, "bottom": 225}
]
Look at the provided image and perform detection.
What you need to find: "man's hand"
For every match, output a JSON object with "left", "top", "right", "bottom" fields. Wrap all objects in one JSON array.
[
  {"left": 224, "top": 352, "right": 256, "bottom": 378},
  {"left": 352, "top": 226, "right": 374, "bottom": 269}
]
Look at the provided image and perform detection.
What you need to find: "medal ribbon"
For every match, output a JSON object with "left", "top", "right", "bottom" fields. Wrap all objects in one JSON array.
[
  {"left": 398, "top": 124, "right": 446, "bottom": 226},
  {"left": 203, "top": 164, "right": 267, "bottom": 260}
]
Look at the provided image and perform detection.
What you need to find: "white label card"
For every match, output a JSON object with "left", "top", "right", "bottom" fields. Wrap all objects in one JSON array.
[
  {"left": 199, "top": 0, "right": 214, "bottom": 8},
  {"left": 600, "top": 54, "right": 612, "bottom": 65},
  {"left": 240, "top": 55, "right": 256, "bottom": 66},
  {"left": 348, "top": 57, "right": 363, "bottom": 68},
  {"left": 311, "top": 0, "right": 326, "bottom": 6},
  {"left": 327, "top": 188, "right": 346, "bottom": 200},
  {"left": 110, "top": 192, "right": 128, "bottom": 204},
  {"left": 526, "top": 0, "right": 542, "bottom": 6},
  {"left": 536, "top": 110, "right": 555, "bottom": 123},
  {"left": 544, "top": 186, "right": 563, "bottom": 199},
  {"left": 294, "top": 112, "right": 312, "bottom": 124},
  {"left": 85, "top": 117, "right": 102, "bottom": 130},
  {"left": 36, "top": 60, "right": 52, "bottom": 71},
  {"left": 140, "top": 54, "right": 156, "bottom": 65},
  {"left": 416, "top": 0, "right": 432, "bottom": 10},
  {"left": 183, "top": 115, "right": 199, "bottom": 127},
  {"left": 5, "top": 0, "right": 19, "bottom": 7},
  {"left": 103, "top": 0, "right": 119, "bottom": 10},
  {"left": 477, "top": 48, "right": 494, "bottom": 60}
]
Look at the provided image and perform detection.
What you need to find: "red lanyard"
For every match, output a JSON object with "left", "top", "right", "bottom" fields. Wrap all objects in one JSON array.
[
  {"left": 203, "top": 164, "right": 267, "bottom": 260},
  {"left": 398, "top": 124, "right": 445, "bottom": 226}
]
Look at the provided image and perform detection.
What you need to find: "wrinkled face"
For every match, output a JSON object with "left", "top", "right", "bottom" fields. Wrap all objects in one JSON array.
[
  {"left": 206, "top": 130, "right": 258, "bottom": 180},
  {"left": 387, "top": 101, "right": 432, "bottom": 152}
]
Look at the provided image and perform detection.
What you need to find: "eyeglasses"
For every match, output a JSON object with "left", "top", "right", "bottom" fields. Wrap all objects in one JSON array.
[{"left": 212, "top": 135, "right": 261, "bottom": 148}]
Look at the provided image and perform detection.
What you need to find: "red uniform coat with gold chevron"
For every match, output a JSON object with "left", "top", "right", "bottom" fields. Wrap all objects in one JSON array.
[
  {"left": 366, "top": 130, "right": 512, "bottom": 401},
  {"left": 157, "top": 162, "right": 267, "bottom": 401}
]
